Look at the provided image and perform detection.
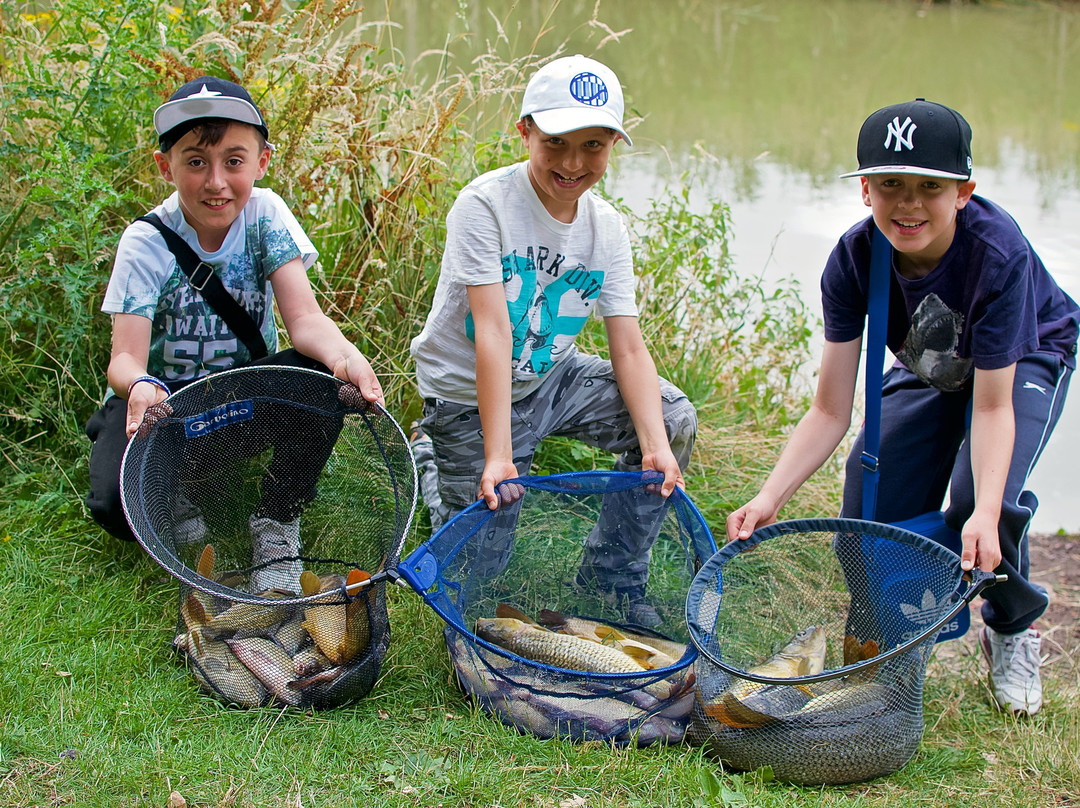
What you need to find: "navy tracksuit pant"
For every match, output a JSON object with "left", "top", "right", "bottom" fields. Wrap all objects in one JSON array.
[{"left": 841, "top": 351, "right": 1073, "bottom": 635}]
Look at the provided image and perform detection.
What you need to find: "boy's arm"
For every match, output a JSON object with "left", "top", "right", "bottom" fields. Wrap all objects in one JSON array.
[
  {"left": 604, "top": 316, "right": 684, "bottom": 498},
  {"left": 465, "top": 281, "right": 521, "bottom": 510},
  {"left": 726, "top": 337, "right": 862, "bottom": 541},
  {"left": 270, "top": 258, "right": 383, "bottom": 405},
  {"left": 107, "top": 313, "right": 167, "bottom": 439},
  {"left": 961, "top": 364, "right": 1015, "bottom": 572}
]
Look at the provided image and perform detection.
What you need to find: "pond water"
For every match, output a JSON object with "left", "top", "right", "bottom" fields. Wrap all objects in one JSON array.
[{"left": 388, "top": 0, "right": 1080, "bottom": 532}]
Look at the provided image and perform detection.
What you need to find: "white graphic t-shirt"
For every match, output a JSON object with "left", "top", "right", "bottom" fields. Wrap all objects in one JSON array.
[
  {"left": 410, "top": 161, "right": 638, "bottom": 406},
  {"left": 103, "top": 188, "right": 317, "bottom": 386}
]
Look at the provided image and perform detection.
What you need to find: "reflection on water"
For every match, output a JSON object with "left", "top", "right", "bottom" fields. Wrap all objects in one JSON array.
[{"left": 386, "top": 0, "right": 1080, "bottom": 531}]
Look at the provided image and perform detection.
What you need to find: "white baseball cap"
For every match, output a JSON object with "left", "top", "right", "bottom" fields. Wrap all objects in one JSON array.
[{"left": 520, "top": 55, "right": 632, "bottom": 146}]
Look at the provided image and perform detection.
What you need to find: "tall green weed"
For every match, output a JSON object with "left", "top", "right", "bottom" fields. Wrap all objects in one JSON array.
[{"left": 0, "top": 0, "right": 825, "bottom": 519}]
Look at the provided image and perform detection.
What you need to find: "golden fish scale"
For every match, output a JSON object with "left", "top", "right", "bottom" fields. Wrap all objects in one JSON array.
[{"left": 500, "top": 627, "right": 646, "bottom": 673}]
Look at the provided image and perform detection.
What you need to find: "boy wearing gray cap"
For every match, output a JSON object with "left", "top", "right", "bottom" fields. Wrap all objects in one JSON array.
[
  {"left": 727, "top": 99, "right": 1079, "bottom": 715},
  {"left": 85, "top": 76, "right": 384, "bottom": 590},
  {"left": 410, "top": 55, "right": 697, "bottom": 627}
]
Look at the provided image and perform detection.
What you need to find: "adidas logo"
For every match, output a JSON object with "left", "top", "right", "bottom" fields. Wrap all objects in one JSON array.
[{"left": 899, "top": 589, "right": 943, "bottom": 626}]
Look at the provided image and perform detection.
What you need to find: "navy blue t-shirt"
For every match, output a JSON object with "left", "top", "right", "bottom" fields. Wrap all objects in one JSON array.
[{"left": 822, "top": 195, "right": 1079, "bottom": 392}]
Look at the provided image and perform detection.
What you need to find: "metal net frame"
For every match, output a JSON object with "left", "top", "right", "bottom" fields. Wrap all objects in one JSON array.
[
  {"left": 399, "top": 470, "right": 717, "bottom": 746},
  {"left": 120, "top": 366, "right": 418, "bottom": 709}
]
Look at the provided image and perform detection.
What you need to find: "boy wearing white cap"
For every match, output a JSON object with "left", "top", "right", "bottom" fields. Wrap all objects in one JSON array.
[
  {"left": 726, "top": 99, "right": 1079, "bottom": 714},
  {"left": 410, "top": 56, "right": 697, "bottom": 627},
  {"left": 85, "top": 76, "right": 383, "bottom": 590}
]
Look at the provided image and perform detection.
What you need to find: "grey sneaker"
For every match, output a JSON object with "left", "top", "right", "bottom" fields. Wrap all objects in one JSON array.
[
  {"left": 249, "top": 515, "right": 303, "bottom": 594},
  {"left": 980, "top": 626, "right": 1043, "bottom": 715},
  {"left": 172, "top": 496, "right": 207, "bottom": 546},
  {"left": 617, "top": 584, "right": 662, "bottom": 629}
]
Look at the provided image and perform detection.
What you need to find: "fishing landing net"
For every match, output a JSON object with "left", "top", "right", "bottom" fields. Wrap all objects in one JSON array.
[
  {"left": 399, "top": 471, "right": 717, "bottom": 746},
  {"left": 121, "top": 366, "right": 417, "bottom": 710},
  {"left": 685, "top": 518, "right": 1000, "bottom": 785}
]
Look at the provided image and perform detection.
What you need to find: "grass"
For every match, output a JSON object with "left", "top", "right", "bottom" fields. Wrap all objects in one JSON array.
[
  {"left": 2, "top": 1, "right": 1078, "bottom": 805},
  {"left": 1, "top": 495, "right": 1077, "bottom": 807}
]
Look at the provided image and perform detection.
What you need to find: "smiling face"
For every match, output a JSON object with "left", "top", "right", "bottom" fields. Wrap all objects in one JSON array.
[
  {"left": 153, "top": 122, "right": 271, "bottom": 251},
  {"left": 517, "top": 118, "right": 619, "bottom": 223},
  {"left": 861, "top": 173, "right": 976, "bottom": 277}
]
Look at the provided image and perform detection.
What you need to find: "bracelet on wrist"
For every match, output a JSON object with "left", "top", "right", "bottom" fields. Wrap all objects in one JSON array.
[{"left": 127, "top": 375, "right": 171, "bottom": 398}]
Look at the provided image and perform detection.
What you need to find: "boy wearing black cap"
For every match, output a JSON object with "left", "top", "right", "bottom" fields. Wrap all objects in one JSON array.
[
  {"left": 409, "top": 56, "right": 697, "bottom": 627},
  {"left": 85, "top": 76, "right": 384, "bottom": 589},
  {"left": 726, "top": 99, "right": 1079, "bottom": 715}
]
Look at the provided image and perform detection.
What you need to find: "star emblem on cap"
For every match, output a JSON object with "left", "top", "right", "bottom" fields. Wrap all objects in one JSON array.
[{"left": 187, "top": 85, "right": 223, "bottom": 100}]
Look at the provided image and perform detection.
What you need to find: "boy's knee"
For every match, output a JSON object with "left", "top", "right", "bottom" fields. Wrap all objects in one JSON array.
[{"left": 663, "top": 396, "right": 698, "bottom": 466}]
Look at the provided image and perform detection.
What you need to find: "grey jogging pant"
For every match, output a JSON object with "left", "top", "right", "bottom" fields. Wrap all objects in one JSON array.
[{"left": 412, "top": 348, "right": 697, "bottom": 591}]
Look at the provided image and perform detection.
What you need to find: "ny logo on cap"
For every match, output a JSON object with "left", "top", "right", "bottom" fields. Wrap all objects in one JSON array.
[
  {"left": 884, "top": 116, "right": 917, "bottom": 152},
  {"left": 569, "top": 72, "right": 609, "bottom": 107}
]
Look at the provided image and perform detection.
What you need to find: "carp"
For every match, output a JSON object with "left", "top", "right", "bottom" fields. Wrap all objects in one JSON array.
[
  {"left": 226, "top": 637, "right": 302, "bottom": 707},
  {"left": 702, "top": 625, "right": 827, "bottom": 728},
  {"left": 536, "top": 608, "right": 686, "bottom": 669},
  {"left": 475, "top": 617, "right": 647, "bottom": 674}
]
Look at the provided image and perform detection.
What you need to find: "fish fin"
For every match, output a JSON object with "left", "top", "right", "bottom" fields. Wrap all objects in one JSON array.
[
  {"left": 345, "top": 568, "right": 370, "bottom": 594},
  {"left": 536, "top": 608, "right": 566, "bottom": 629},
  {"left": 701, "top": 697, "right": 770, "bottom": 728},
  {"left": 182, "top": 592, "right": 209, "bottom": 628},
  {"left": 614, "top": 641, "right": 654, "bottom": 668},
  {"left": 189, "top": 626, "right": 206, "bottom": 657},
  {"left": 197, "top": 544, "right": 215, "bottom": 579},
  {"left": 300, "top": 570, "right": 322, "bottom": 596},
  {"left": 496, "top": 603, "right": 539, "bottom": 624},
  {"left": 593, "top": 625, "right": 629, "bottom": 643}
]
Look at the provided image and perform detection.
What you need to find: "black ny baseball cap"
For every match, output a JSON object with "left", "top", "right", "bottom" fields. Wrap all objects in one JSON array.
[
  {"left": 154, "top": 76, "right": 269, "bottom": 148},
  {"left": 840, "top": 99, "right": 973, "bottom": 180}
]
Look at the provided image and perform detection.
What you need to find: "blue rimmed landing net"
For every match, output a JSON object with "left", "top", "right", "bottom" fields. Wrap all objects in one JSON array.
[{"left": 399, "top": 471, "right": 717, "bottom": 745}]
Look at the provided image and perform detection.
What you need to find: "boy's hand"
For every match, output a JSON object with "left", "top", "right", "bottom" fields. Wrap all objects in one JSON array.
[
  {"left": 960, "top": 511, "right": 1003, "bottom": 572},
  {"left": 332, "top": 354, "right": 384, "bottom": 407},
  {"left": 478, "top": 460, "right": 523, "bottom": 511},
  {"left": 726, "top": 493, "right": 781, "bottom": 542},
  {"left": 126, "top": 384, "right": 170, "bottom": 439},
  {"left": 641, "top": 448, "right": 684, "bottom": 498}
]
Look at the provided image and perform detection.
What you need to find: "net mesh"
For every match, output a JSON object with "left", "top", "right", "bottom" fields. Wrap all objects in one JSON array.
[
  {"left": 685, "top": 518, "right": 970, "bottom": 784},
  {"left": 401, "top": 470, "right": 717, "bottom": 746},
  {"left": 120, "top": 366, "right": 417, "bottom": 710}
]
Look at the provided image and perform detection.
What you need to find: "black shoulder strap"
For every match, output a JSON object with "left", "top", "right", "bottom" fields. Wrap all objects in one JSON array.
[{"left": 135, "top": 212, "right": 268, "bottom": 360}]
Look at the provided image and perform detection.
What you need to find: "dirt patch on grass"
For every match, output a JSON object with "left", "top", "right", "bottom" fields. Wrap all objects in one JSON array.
[
  {"left": 932, "top": 533, "right": 1080, "bottom": 691},
  {"left": 1028, "top": 533, "right": 1080, "bottom": 668}
]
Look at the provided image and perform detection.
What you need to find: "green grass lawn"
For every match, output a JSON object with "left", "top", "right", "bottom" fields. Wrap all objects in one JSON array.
[{"left": 1, "top": 496, "right": 1076, "bottom": 808}]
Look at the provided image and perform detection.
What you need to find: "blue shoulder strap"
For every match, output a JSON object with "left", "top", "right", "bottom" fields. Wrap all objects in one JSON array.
[{"left": 860, "top": 225, "right": 891, "bottom": 521}]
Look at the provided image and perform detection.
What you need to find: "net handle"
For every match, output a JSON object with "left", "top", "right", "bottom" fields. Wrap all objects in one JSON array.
[{"left": 695, "top": 567, "right": 1001, "bottom": 684}]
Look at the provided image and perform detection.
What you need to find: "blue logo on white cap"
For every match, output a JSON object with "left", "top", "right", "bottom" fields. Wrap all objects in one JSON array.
[{"left": 569, "top": 72, "right": 608, "bottom": 107}]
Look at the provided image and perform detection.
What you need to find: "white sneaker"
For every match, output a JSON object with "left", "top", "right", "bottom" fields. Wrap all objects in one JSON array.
[
  {"left": 249, "top": 515, "right": 303, "bottom": 594},
  {"left": 980, "top": 626, "right": 1043, "bottom": 715}
]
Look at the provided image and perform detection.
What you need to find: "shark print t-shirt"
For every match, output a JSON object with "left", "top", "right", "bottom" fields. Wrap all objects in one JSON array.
[
  {"left": 821, "top": 196, "right": 1079, "bottom": 392},
  {"left": 411, "top": 161, "right": 637, "bottom": 406},
  {"left": 103, "top": 188, "right": 317, "bottom": 389}
]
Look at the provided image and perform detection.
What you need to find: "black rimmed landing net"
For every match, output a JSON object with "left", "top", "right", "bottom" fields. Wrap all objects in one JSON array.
[
  {"left": 120, "top": 366, "right": 417, "bottom": 710},
  {"left": 685, "top": 518, "right": 997, "bottom": 785}
]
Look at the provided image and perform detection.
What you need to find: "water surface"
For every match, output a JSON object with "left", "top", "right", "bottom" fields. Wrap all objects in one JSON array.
[{"left": 389, "top": 0, "right": 1080, "bottom": 531}]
